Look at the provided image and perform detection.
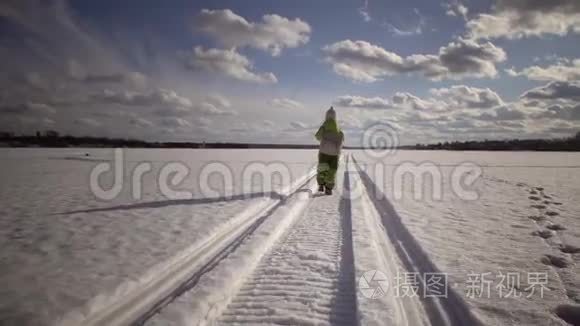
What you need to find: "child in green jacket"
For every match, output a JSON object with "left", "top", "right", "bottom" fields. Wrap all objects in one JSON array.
[{"left": 315, "top": 107, "right": 344, "bottom": 195}]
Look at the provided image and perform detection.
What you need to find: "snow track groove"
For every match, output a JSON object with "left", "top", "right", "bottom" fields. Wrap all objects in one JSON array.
[
  {"left": 64, "top": 170, "right": 316, "bottom": 326},
  {"left": 352, "top": 156, "right": 482, "bottom": 326},
  {"left": 216, "top": 166, "right": 358, "bottom": 326}
]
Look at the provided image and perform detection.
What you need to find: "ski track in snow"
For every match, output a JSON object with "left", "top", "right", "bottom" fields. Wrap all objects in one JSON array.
[
  {"left": 148, "top": 155, "right": 482, "bottom": 326},
  {"left": 352, "top": 157, "right": 482, "bottom": 326},
  {"left": 4, "top": 149, "right": 580, "bottom": 326},
  {"left": 216, "top": 170, "right": 357, "bottom": 325}
]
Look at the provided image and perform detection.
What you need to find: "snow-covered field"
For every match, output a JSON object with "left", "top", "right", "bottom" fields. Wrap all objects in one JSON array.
[
  {"left": 0, "top": 148, "right": 579, "bottom": 326},
  {"left": 355, "top": 151, "right": 580, "bottom": 326}
]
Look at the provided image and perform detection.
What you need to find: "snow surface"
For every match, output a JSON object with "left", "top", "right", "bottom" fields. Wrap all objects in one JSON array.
[
  {"left": 1, "top": 148, "right": 579, "bottom": 325},
  {"left": 0, "top": 148, "right": 314, "bottom": 325},
  {"left": 353, "top": 150, "right": 580, "bottom": 325}
]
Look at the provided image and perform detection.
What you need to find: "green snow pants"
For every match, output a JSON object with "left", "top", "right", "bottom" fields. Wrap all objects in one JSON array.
[{"left": 317, "top": 153, "right": 339, "bottom": 190}]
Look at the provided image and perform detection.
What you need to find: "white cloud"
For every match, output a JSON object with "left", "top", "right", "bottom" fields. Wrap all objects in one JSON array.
[
  {"left": 67, "top": 60, "right": 147, "bottom": 86},
  {"left": 334, "top": 85, "right": 503, "bottom": 112},
  {"left": 130, "top": 117, "right": 154, "bottom": 128},
  {"left": 444, "top": 1, "right": 469, "bottom": 20},
  {"left": 91, "top": 89, "right": 236, "bottom": 117},
  {"left": 333, "top": 95, "right": 391, "bottom": 109},
  {"left": 75, "top": 117, "right": 101, "bottom": 127},
  {"left": 506, "top": 59, "right": 580, "bottom": 82},
  {"left": 404, "top": 111, "right": 450, "bottom": 124},
  {"left": 438, "top": 39, "right": 506, "bottom": 78},
  {"left": 515, "top": 81, "right": 580, "bottom": 123},
  {"left": 196, "top": 117, "right": 212, "bottom": 127},
  {"left": 545, "top": 120, "right": 580, "bottom": 134},
  {"left": 92, "top": 89, "right": 193, "bottom": 108},
  {"left": 0, "top": 102, "right": 56, "bottom": 115},
  {"left": 205, "top": 94, "right": 231, "bottom": 109},
  {"left": 270, "top": 98, "right": 304, "bottom": 109},
  {"left": 25, "top": 72, "right": 48, "bottom": 90},
  {"left": 474, "top": 106, "right": 526, "bottom": 121},
  {"left": 392, "top": 92, "right": 447, "bottom": 111},
  {"left": 531, "top": 104, "right": 580, "bottom": 121},
  {"left": 358, "top": 0, "right": 371, "bottom": 22},
  {"left": 195, "top": 9, "right": 311, "bottom": 56},
  {"left": 160, "top": 117, "right": 191, "bottom": 128},
  {"left": 41, "top": 117, "right": 55, "bottom": 126},
  {"left": 183, "top": 47, "right": 277, "bottom": 84},
  {"left": 386, "top": 24, "right": 423, "bottom": 37},
  {"left": 340, "top": 83, "right": 579, "bottom": 140},
  {"left": 384, "top": 8, "right": 425, "bottom": 37},
  {"left": 359, "top": 8, "right": 371, "bottom": 23},
  {"left": 521, "top": 81, "right": 580, "bottom": 102},
  {"left": 0, "top": 0, "right": 121, "bottom": 74},
  {"left": 154, "top": 106, "right": 192, "bottom": 117},
  {"left": 289, "top": 121, "right": 309, "bottom": 130},
  {"left": 322, "top": 38, "right": 506, "bottom": 82},
  {"left": 332, "top": 85, "right": 532, "bottom": 139},
  {"left": 8, "top": 115, "right": 56, "bottom": 128},
  {"left": 337, "top": 114, "right": 364, "bottom": 131},
  {"left": 196, "top": 102, "right": 236, "bottom": 116},
  {"left": 196, "top": 94, "right": 236, "bottom": 116},
  {"left": 429, "top": 85, "right": 504, "bottom": 109},
  {"left": 467, "top": 0, "right": 580, "bottom": 40},
  {"left": 322, "top": 40, "right": 419, "bottom": 83}
]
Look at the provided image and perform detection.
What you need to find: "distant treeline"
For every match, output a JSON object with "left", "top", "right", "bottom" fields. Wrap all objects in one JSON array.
[
  {"left": 0, "top": 131, "right": 321, "bottom": 149},
  {"left": 0, "top": 130, "right": 579, "bottom": 151},
  {"left": 414, "top": 132, "right": 580, "bottom": 151}
]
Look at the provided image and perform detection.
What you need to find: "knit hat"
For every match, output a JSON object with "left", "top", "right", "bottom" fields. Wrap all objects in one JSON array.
[{"left": 325, "top": 106, "right": 336, "bottom": 120}]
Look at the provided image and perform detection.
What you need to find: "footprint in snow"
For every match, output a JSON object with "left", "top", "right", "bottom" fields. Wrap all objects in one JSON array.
[
  {"left": 546, "top": 211, "right": 560, "bottom": 217},
  {"left": 529, "top": 196, "right": 541, "bottom": 201},
  {"left": 529, "top": 189, "right": 538, "bottom": 195},
  {"left": 541, "top": 254, "right": 571, "bottom": 268},
  {"left": 547, "top": 224, "right": 566, "bottom": 231},
  {"left": 528, "top": 215, "right": 545, "bottom": 222},
  {"left": 560, "top": 245, "right": 580, "bottom": 254},
  {"left": 535, "top": 187, "right": 545, "bottom": 191},
  {"left": 554, "top": 304, "right": 580, "bottom": 326},
  {"left": 553, "top": 202, "right": 563, "bottom": 206},
  {"left": 531, "top": 204, "right": 547, "bottom": 209},
  {"left": 532, "top": 230, "right": 553, "bottom": 239},
  {"left": 543, "top": 194, "right": 553, "bottom": 199}
]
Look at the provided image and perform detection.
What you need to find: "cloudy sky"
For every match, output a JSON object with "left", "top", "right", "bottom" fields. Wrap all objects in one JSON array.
[{"left": 1, "top": 0, "right": 579, "bottom": 145}]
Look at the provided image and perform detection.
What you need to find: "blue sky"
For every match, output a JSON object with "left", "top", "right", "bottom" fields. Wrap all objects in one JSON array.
[{"left": 1, "top": 0, "right": 579, "bottom": 145}]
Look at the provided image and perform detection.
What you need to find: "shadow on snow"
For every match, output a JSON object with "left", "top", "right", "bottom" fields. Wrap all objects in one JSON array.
[{"left": 352, "top": 156, "right": 482, "bottom": 326}]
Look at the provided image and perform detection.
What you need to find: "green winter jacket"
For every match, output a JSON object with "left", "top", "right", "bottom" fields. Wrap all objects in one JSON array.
[{"left": 315, "top": 119, "right": 344, "bottom": 156}]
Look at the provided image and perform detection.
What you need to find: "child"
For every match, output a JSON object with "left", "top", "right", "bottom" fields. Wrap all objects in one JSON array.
[{"left": 315, "top": 107, "right": 344, "bottom": 195}]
